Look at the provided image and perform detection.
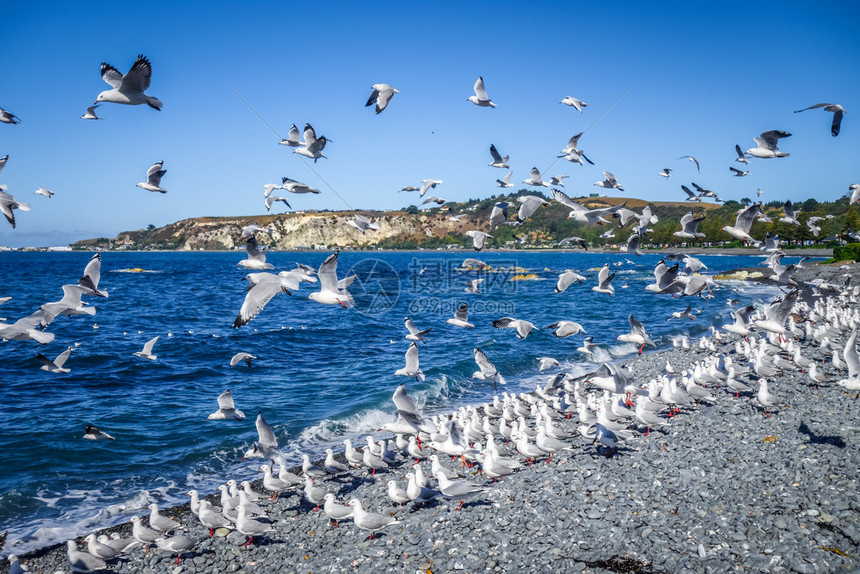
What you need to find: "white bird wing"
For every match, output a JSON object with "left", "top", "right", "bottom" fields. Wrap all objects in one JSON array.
[
  {"left": 146, "top": 161, "right": 165, "bottom": 184},
  {"left": 53, "top": 347, "right": 73, "bottom": 368},
  {"left": 317, "top": 252, "right": 340, "bottom": 291},
  {"left": 121, "top": 55, "right": 153, "bottom": 92},
  {"left": 218, "top": 390, "right": 237, "bottom": 410},
  {"left": 100, "top": 62, "right": 124, "bottom": 88},
  {"left": 303, "top": 124, "right": 317, "bottom": 146},
  {"left": 255, "top": 412, "right": 277, "bottom": 448},
  {"left": 474, "top": 347, "right": 495, "bottom": 375},
  {"left": 551, "top": 189, "right": 586, "bottom": 212},
  {"left": 141, "top": 336, "right": 159, "bottom": 355},
  {"left": 404, "top": 317, "right": 419, "bottom": 336},
  {"left": 288, "top": 124, "right": 301, "bottom": 144},
  {"left": 233, "top": 273, "right": 289, "bottom": 327},
  {"left": 603, "top": 171, "right": 618, "bottom": 186},
  {"left": 79, "top": 253, "right": 103, "bottom": 292},
  {"left": 374, "top": 86, "right": 396, "bottom": 113},
  {"left": 474, "top": 76, "right": 489, "bottom": 100},
  {"left": 404, "top": 342, "right": 420, "bottom": 371},
  {"left": 844, "top": 329, "right": 859, "bottom": 380},
  {"left": 734, "top": 203, "right": 761, "bottom": 233}
]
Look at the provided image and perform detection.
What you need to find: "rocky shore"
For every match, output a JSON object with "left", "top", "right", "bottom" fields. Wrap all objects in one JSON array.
[{"left": 6, "top": 263, "right": 859, "bottom": 574}]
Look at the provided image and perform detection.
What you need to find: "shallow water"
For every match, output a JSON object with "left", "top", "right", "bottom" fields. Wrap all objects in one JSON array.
[{"left": 0, "top": 249, "right": 801, "bottom": 553}]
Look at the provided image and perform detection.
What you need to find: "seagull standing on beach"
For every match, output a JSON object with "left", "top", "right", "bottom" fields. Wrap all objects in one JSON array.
[
  {"left": 794, "top": 103, "right": 846, "bottom": 136},
  {"left": 365, "top": 84, "right": 399, "bottom": 114},
  {"left": 468, "top": 76, "right": 496, "bottom": 107},
  {"left": 136, "top": 161, "right": 167, "bottom": 193},
  {"left": 66, "top": 540, "right": 104, "bottom": 573},
  {"left": 96, "top": 55, "right": 162, "bottom": 110}
]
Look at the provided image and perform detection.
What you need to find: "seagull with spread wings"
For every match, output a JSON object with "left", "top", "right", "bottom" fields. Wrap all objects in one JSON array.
[
  {"left": 136, "top": 161, "right": 167, "bottom": 193},
  {"left": 746, "top": 130, "right": 791, "bottom": 159},
  {"left": 488, "top": 144, "right": 509, "bottom": 168},
  {"left": 468, "top": 76, "right": 496, "bottom": 107},
  {"left": 794, "top": 103, "right": 846, "bottom": 136},
  {"left": 365, "top": 84, "right": 400, "bottom": 114},
  {"left": 95, "top": 54, "right": 162, "bottom": 110}
]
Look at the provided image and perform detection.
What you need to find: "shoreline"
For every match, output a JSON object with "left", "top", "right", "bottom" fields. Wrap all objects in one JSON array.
[{"left": 6, "top": 262, "right": 859, "bottom": 573}]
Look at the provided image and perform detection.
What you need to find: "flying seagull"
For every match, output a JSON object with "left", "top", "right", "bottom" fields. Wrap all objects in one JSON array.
[
  {"left": 0, "top": 107, "right": 20, "bottom": 124},
  {"left": 673, "top": 211, "right": 706, "bottom": 240},
  {"left": 594, "top": 171, "right": 624, "bottom": 191},
  {"left": 658, "top": 168, "right": 672, "bottom": 179},
  {"left": 468, "top": 76, "right": 496, "bottom": 108},
  {"left": 677, "top": 156, "right": 700, "bottom": 173},
  {"left": 230, "top": 352, "right": 256, "bottom": 368},
  {"left": 208, "top": 390, "right": 246, "bottom": 420},
  {"left": 746, "top": 130, "right": 791, "bottom": 159},
  {"left": 729, "top": 167, "right": 749, "bottom": 177},
  {"left": 0, "top": 188, "right": 31, "bottom": 228},
  {"left": 81, "top": 105, "right": 101, "bottom": 120},
  {"left": 465, "top": 230, "right": 492, "bottom": 251},
  {"left": 281, "top": 177, "right": 321, "bottom": 194},
  {"left": 395, "top": 342, "right": 425, "bottom": 381},
  {"left": 347, "top": 213, "right": 379, "bottom": 234},
  {"left": 133, "top": 336, "right": 159, "bottom": 360},
  {"left": 794, "top": 103, "right": 846, "bottom": 136},
  {"left": 294, "top": 123, "right": 329, "bottom": 162},
  {"left": 488, "top": 144, "right": 509, "bottom": 168},
  {"left": 279, "top": 124, "right": 303, "bottom": 147},
  {"left": 233, "top": 273, "right": 291, "bottom": 327},
  {"left": 265, "top": 195, "right": 291, "bottom": 212},
  {"left": 0, "top": 155, "right": 7, "bottom": 174},
  {"left": 34, "top": 188, "right": 55, "bottom": 198},
  {"left": 559, "top": 132, "right": 594, "bottom": 165},
  {"left": 523, "top": 167, "right": 550, "bottom": 187},
  {"left": 36, "top": 347, "right": 73, "bottom": 373},
  {"left": 96, "top": 54, "right": 162, "bottom": 110},
  {"left": 238, "top": 236, "right": 273, "bottom": 270},
  {"left": 496, "top": 172, "right": 514, "bottom": 188},
  {"left": 400, "top": 186, "right": 420, "bottom": 192},
  {"left": 420, "top": 179, "right": 442, "bottom": 197},
  {"left": 734, "top": 144, "right": 750, "bottom": 164},
  {"left": 560, "top": 96, "right": 588, "bottom": 112},
  {"left": 365, "top": 84, "right": 400, "bottom": 114},
  {"left": 136, "top": 161, "right": 166, "bottom": 193},
  {"left": 516, "top": 195, "right": 550, "bottom": 223}
]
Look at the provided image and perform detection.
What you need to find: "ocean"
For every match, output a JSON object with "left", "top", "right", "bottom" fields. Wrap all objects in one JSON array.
[{"left": 0, "top": 249, "right": 802, "bottom": 554}]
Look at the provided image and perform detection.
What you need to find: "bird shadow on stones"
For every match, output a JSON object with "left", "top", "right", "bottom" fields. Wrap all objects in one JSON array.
[{"left": 798, "top": 421, "right": 846, "bottom": 448}]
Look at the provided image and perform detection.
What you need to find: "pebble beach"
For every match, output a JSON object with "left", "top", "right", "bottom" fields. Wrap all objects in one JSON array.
[{"left": 6, "top": 262, "right": 860, "bottom": 574}]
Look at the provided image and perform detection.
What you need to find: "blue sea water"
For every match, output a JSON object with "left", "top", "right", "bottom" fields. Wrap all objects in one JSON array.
[{"left": 0, "top": 249, "right": 803, "bottom": 553}]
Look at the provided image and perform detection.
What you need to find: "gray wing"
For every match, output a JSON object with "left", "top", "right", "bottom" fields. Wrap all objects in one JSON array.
[
  {"left": 734, "top": 203, "right": 761, "bottom": 233},
  {"left": 317, "top": 252, "right": 340, "bottom": 291},
  {"left": 141, "top": 336, "right": 159, "bottom": 355},
  {"left": 218, "top": 390, "right": 237, "bottom": 410},
  {"left": 832, "top": 110, "right": 843, "bottom": 136},
  {"left": 454, "top": 303, "right": 469, "bottom": 322},
  {"left": 121, "top": 55, "right": 153, "bottom": 92},
  {"left": 255, "top": 412, "right": 277, "bottom": 448},
  {"left": 233, "top": 274, "right": 289, "bottom": 327},
  {"left": 392, "top": 382, "right": 419, "bottom": 415},
  {"left": 567, "top": 132, "right": 582, "bottom": 149},
  {"left": 53, "top": 347, "right": 73, "bottom": 368},
  {"left": 100, "top": 63, "right": 123, "bottom": 88},
  {"left": 489, "top": 144, "right": 503, "bottom": 163},
  {"left": 288, "top": 124, "right": 301, "bottom": 144},
  {"left": 760, "top": 130, "right": 790, "bottom": 151},
  {"left": 404, "top": 342, "right": 420, "bottom": 371},
  {"left": 474, "top": 347, "right": 495, "bottom": 374},
  {"left": 793, "top": 103, "right": 829, "bottom": 113},
  {"left": 246, "top": 236, "right": 266, "bottom": 262},
  {"left": 474, "top": 77, "right": 489, "bottom": 100},
  {"left": 146, "top": 162, "right": 165, "bottom": 186},
  {"left": 303, "top": 124, "right": 317, "bottom": 146},
  {"left": 492, "top": 317, "right": 516, "bottom": 330},
  {"left": 79, "top": 253, "right": 102, "bottom": 292},
  {"left": 365, "top": 87, "right": 380, "bottom": 108},
  {"left": 551, "top": 189, "right": 585, "bottom": 212}
]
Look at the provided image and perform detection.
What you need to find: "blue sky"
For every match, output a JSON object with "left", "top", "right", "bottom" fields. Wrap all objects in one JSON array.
[{"left": 1, "top": 1, "right": 858, "bottom": 247}]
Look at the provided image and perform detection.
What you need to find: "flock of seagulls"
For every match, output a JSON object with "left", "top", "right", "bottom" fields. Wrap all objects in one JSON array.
[{"left": 2, "top": 51, "right": 859, "bottom": 572}]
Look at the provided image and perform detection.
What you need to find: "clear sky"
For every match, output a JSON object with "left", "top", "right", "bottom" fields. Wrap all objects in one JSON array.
[{"left": 1, "top": 1, "right": 858, "bottom": 247}]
